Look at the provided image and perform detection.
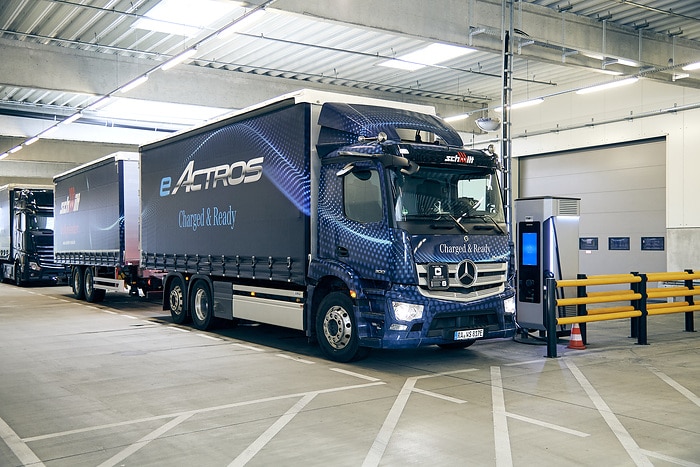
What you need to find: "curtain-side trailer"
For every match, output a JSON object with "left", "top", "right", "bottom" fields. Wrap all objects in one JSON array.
[
  {"left": 53, "top": 152, "right": 162, "bottom": 302},
  {"left": 140, "top": 89, "right": 516, "bottom": 362}
]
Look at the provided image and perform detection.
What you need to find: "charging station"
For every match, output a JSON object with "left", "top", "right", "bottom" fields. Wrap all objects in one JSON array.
[{"left": 515, "top": 197, "right": 580, "bottom": 331}]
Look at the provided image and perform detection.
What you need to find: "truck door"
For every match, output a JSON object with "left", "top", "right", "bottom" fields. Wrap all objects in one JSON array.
[{"left": 320, "top": 161, "right": 394, "bottom": 282}]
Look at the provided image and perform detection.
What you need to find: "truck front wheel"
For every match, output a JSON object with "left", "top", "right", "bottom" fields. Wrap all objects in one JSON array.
[
  {"left": 168, "top": 277, "right": 189, "bottom": 324},
  {"left": 72, "top": 266, "right": 85, "bottom": 300},
  {"left": 316, "top": 292, "right": 369, "bottom": 362},
  {"left": 14, "top": 262, "right": 24, "bottom": 287},
  {"left": 190, "top": 281, "right": 213, "bottom": 330},
  {"left": 84, "top": 267, "right": 106, "bottom": 303}
]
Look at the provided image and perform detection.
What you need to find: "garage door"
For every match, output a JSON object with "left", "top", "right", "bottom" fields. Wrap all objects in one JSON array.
[{"left": 518, "top": 137, "right": 666, "bottom": 276}]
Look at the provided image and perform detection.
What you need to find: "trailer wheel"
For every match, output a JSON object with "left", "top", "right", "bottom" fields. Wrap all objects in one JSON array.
[
  {"left": 72, "top": 266, "right": 85, "bottom": 300},
  {"left": 168, "top": 277, "right": 189, "bottom": 324},
  {"left": 316, "top": 292, "right": 369, "bottom": 362},
  {"left": 84, "top": 267, "right": 106, "bottom": 303},
  {"left": 437, "top": 339, "right": 476, "bottom": 350},
  {"left": 190, "top": 281, "right": 213, "bottom": 330}
]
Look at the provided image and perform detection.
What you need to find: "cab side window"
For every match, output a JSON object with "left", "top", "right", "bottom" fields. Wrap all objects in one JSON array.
[{"left": 344, "top": 169, "right": 383, "bottom": 223}]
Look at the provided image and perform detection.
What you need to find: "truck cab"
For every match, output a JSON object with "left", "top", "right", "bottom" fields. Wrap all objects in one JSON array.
[{"left": 310, "top": 103, "right": 516, "bottom": 360}]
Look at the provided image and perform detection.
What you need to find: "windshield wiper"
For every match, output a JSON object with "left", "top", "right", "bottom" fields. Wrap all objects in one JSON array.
[{"left": 459, "top": 214, "right": 506, "bottom": 234}]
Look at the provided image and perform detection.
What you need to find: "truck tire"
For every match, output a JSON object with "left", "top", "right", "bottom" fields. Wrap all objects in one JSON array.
[
  {"left": 14, "top": 262, "right": 24, "bottom": 287},
  {"left": 84, "top": 267, "right": 106, "bottom": 303},
  {"left": 316, "top": 292, "right": 369, "bottom": 362},
  {"left": 72, "top": 266, "right": 85, "bottom": 300},
  {"left": 168, "top": 277, "right": 189, "bottom": 324},
  {"left": 190, "top": 281, "right": 213, "bottom": 330}
]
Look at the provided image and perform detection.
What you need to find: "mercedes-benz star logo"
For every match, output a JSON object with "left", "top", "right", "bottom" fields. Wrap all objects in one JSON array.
[{"left": 456, "top": 260, "right": 478, "bottom": 286}]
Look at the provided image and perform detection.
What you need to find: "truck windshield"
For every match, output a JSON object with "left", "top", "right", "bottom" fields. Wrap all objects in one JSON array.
[
  {"left": 29, "top": 213, "right": 54, "bottom": 230},
  {"left": 390, "top": 167, "right": 505, "bottom": 235}
]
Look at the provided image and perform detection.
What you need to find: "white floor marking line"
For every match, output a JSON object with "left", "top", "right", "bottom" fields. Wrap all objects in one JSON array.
[
  {"left": 647, "top": 366, "right": 700, "bottom": 408},
  {"left": 97, "top": 413, "right": 194, "bottom": 467},
  {"left": 411, "top": 387, "right": 467, "bottom": 404},
  {"left": 229, "top": 393, "right": 317, "bottom": 467},
  {"left": 101, "top": 309, "right": 117, "bottom": 314},
  {"left": 276, "top": 353, "right": 315, "bottom": 364},
  {"left": 565, "top": 359, "right": 653, "bottom": 467},
  {"left": 642, "top": 449, "right": 700, "bottom": 467},
  {"left": 196, "top": 333, "right": 223, "bottom": 341},
  {"left": 505, "top": 412, "right": 589, "bottom": 437},
  {"left": 0, "top": 415, "right": 45, "bottom": 467},
  {"left": 231, "top": 342, "right": 264, "bottom": 351},
  {"left": 330, "top": 368, "right": 381, "bottom": 382},
  {"left": 169, "top": 326, "right": 191, "bottom": 333},
  {"left": 362, "top": 369, "right": 478, "bottom": 467},
  {"left": 23, "top": 382, "right": 384, "bottom": 443},
  {"left": 362, "top": 376, "right": 416, "bottom": 467},
  {"left": 504, "top": 359, "right": 545, "bottom": 367},
  {"left": 491, "top": 366, "right": 513, "bottom": 467}
]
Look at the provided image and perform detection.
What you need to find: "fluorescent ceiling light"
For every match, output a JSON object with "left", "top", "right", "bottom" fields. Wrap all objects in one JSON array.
[
  {"left": 576, "top": 77, "right": 639, "bottom": 95},
  {"left": 120, "top": 75, "right": 149, "bottom": 93},
  {"left": 24, "top": 136, "right": 40, "bottom": 146},
  {"left": 591, "top": 68, "right": 624, "bottom": 76},
  {"left": 161, "top": 48, "right": 198, "bottom": 71},
  {"left": 682, "top": 62, "right": 700, "bottom": 71},
  {"left": 617, "top": 58, "right": 638, "bottom": 67},
  {"left": 218, "top": 9, "right": 267, "bottom": 38},
  {"left": 494, "top": 98, "right": 544, "bottom": 112},
  {"left": 93, "top": 98, "right": 229, "bottom": 126},
  {"left": 9, "top": 145, "right": 23, "bottom": 154},
  {"left": 444, "top": 114, "right": 469, "bottom": 123},
  {"left": 379, "top": 43, "right": 475, "bottom": 71},
  {"left": 61, "top": 113, "right": 82, "bottom": 125},
  {"left": 132, "top": 0, "right": 241, "bottom": 37}
]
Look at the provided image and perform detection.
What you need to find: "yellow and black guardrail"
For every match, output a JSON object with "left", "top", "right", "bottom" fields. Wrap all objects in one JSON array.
[{"left": 544, "top": 270, "right": 699, "bottom": 358}]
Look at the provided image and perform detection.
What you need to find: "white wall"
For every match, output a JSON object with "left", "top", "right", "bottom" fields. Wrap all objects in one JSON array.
[{"left": 482, "top": 79, "right": 700, "bottom": 272}]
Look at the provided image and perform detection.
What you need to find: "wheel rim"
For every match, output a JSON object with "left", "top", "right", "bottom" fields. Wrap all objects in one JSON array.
[
  {"left": 322, "top": 305, "right": 352, "bottom": 350},
  {"left": 193, "top": 287, "right": 209, "bottom": 322},
  {"left": 85, "top": 270, "right": 93, "bottom": 296},
  {"left": 73, "top": 272, "right": 80, "bottom": 292},
  {"left": 169, "top": 284, "right": 183, "bottom": 315}
]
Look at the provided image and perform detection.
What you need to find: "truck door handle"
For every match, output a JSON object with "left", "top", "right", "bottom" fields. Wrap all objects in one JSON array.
[{"left": 337, "top": 246, "right": 349, "bottom": 257}]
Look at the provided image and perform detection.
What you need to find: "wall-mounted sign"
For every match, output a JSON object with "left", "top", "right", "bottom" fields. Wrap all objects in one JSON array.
[
  {"left": 579, "top": 237, "right": 598, "bottom": 250},
  {"left": 608, "top": 237, "right": 630, "bottom": 251},
  {"left": 641, "top": 236, "right": 664, "bottom": 251}
]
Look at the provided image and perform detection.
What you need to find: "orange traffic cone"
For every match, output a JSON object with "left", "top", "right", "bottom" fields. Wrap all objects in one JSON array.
[{"left": 567, "top": 323, "right": 586, "bottom": 350}]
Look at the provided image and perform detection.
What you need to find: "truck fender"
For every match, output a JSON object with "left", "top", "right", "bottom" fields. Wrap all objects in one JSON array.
[{"left": 306, "top": 259, "right": 367, "bottom": 337}]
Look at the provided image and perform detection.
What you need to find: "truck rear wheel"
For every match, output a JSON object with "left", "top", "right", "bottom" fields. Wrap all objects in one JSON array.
[
  {"left": 168, "top": 277, "right": 189, "bottom": 324},
  {"left": 190, "top": 281, "right": 213, "bottom": 330},
  {"left": 72, "top": 266, "right": 85, "bottom": 300},
  {"left": 84, "top": 267, "right": 106, "bottom": 303},
  {"left": 316, "top": 292, "right": 369, "bottom": 362}
]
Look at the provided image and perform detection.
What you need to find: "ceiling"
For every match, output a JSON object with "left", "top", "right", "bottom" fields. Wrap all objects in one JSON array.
[{"left": 1, "top": 0, "right": 700, "bottom": 153}]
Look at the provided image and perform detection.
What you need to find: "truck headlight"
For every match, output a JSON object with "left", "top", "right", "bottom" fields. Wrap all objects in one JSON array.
[
  {"left": 504, "top": 296, "right": 516, "bottom": 315},
  {"left": 392, "top": 301, "right": 424, "bottom": 322},
  {"left": 29, "top": 261, "right": 41, "bottom": 271}
]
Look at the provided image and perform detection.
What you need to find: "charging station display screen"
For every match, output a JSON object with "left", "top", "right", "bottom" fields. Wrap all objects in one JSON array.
[{"left": 521, "top": 232, "right": 538, "bottom": 266}]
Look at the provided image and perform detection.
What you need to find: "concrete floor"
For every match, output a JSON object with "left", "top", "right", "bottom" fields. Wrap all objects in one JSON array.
[{"left": 0, "top": 282, "right": 698, "bottom": 467}]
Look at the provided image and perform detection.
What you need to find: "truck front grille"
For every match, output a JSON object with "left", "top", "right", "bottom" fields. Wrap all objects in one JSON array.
[
  {"left": 416, "top": 261, "right": 506, "bottom": 302},
  {"left": 35, "top": 245, "right": 64, "bottom": 269}
]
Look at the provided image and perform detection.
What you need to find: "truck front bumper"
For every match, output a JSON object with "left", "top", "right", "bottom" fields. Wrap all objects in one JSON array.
[{"left": 357, "top": 285, "right": 517, "bottom": 350}]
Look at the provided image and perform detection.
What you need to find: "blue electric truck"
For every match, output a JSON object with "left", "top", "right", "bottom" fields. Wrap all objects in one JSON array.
[{"left": 140, "top": 90, "right": 516, "bottom": 361}]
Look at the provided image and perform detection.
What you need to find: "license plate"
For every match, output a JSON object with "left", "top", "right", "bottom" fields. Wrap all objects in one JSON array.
[{"left": 454, "top": 329, "right": 483, "bottom": 340}]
